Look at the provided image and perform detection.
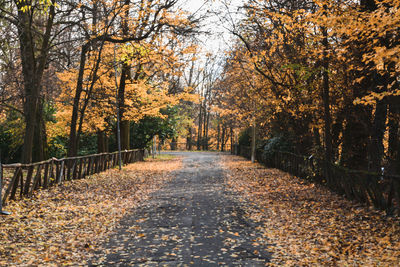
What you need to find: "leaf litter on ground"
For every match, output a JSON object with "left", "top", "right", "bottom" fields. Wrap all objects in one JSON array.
[
  {"left": 0, "top": 156, "right": 182, "bottom": 266},
  {"left": 222, "top": 155, "right": 400, "bottom": 266}
]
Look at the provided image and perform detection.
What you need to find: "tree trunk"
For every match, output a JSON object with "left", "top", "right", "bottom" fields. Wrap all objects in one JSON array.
[
  {"left": 340, "top": 103, "right": 371, "bottom": 169},
  {"left": 118, "top": 62, "right": 130, "bottom": 150},
  {"left": 33, "top": 99, "right": 47, "bottom": 162},
  {"left": 17, "top": 1, "right": 55, "bottom": 163},
  {"left": 117, "top": 0, "right": 131, "bottom": 151},
  {"left": 313, "top": 127, "right": 321, "bottom": 153},
  {"left": 22, "top": 91, "right": 38, "bottom": 163},
  {"left": 388, "top": 97, "right": 400, "bottom": 175},
  {"left": 217, "top": 120, "right": 220, "bottom": 151},
  {"left": 197, "top": 105, "right": 203, "bottom": 150},
  {"left": 171, "top": 137, "right": 177, "bottom": 151},
  {"left": 68, "top": 45, "right": 88, "bottom": 157},
  {"left": 369, "top": 99, "right": 387, "bottom": 172},
  {"left": 187, "top": 126, "right": 192, "bottom": 150},
  {"left": 202, "top": 109, "right": 207, "bottom": 150},
  {"left": 251, "top": 118, "right": 256, "bottom": 163},
  {"left": 204, "top": 111, "right": 210, "bottom": 150},
  {"left": 97, "top": 131, "right": 108, "bottom": 153},
  {"left": 221, "top": 127, "right": 226, "bottom": 152},
  {"left": 321, "top": 25, "right": 332, "bottom": 165},
  {"left": 331, "top": 111, "right": 345, "bottom": 160},
  {"left": 230, "top": 127, "right": 234, "bottom": 153},
  {"left": 320, "top": 23, "right": 333, "bottom": 182},
  {"left": 120, "top": 120, "right": 130, "bottom": 150},
  {"left": 340, "top": 0, "right": 377, "bottom": 170},
  {"left": 69, "top": 36, "right": 107, "bottom": 157}
]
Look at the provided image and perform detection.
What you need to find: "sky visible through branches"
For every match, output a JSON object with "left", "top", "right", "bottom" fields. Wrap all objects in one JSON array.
[{"left": 182, "top": 0, "right": 243, "bottom": 58}]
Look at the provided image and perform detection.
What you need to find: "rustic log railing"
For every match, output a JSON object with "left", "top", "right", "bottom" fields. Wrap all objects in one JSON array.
[
  {"left": 235, "top": 145, "right": 400, "bottom": 215},
  {"left": 0, "top": 149, "right": 146, "bottom": 206}
]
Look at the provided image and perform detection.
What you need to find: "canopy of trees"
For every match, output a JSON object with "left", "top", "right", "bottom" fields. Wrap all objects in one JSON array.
[
  {"left": 0, "top": 0, "right": 201, "bottom": 163},
  {"left": 1, "top": 0, "right": 399, "bottom": 176},
  {"left": 213, "top": 0, "right": 400, "bottom": 175}
]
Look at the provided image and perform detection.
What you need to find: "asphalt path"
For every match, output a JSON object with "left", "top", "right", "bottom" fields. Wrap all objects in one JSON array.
[{"left": 91, "top": 152, "right": 270, "bottom": 266}]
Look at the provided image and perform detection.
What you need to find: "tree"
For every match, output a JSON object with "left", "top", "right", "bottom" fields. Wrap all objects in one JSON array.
[
  {"left": 65, "top": 0, "right": 198, "bottom": 156},
  {"left": 215, "top": 0, "right": 400, "bottom": 173},
  {"left": 0, "top": 0, "right": 56, "bottom": 163}
]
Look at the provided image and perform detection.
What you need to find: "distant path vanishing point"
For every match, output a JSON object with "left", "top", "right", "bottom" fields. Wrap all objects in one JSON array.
[{"left": 92, "top": 152, "right": 270, "bottom": 266}]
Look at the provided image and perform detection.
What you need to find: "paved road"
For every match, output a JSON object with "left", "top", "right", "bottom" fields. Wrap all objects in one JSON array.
[{"left": 92, "top": 152, "right": 270, "bottom": 266}]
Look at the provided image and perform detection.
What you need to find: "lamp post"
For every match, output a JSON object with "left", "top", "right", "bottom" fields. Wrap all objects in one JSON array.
[
  {"left": 251, "top": 101, "right": 257, "bottom": 163},
  {"left": 114, "top": 45, "right": 122, "bottom": 170}
]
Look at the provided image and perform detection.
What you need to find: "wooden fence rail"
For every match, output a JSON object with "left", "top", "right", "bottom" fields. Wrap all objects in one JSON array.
[
  {"left": 0, "top": 149, "right": 146, "bottom": 206},
  {"left": 235, "top": 145, "right": 400, "bottom": 216}
]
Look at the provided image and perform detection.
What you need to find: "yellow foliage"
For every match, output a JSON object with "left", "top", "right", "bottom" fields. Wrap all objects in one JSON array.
[{"left": 50, "top": 28, "right": 198, "bottom": 140}]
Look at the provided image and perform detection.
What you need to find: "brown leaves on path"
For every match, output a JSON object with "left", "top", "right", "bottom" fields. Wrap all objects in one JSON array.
[
  {"left": 222, "top": 155, "right": 400, "bottom": 266},
  {"left": 0, "top": 156, "right": 182, "bottom": 266}
]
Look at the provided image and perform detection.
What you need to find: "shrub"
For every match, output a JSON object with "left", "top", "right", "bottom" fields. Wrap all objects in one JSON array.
[{"left": 262, "top": 135, "right": 293, "bottom": 160}]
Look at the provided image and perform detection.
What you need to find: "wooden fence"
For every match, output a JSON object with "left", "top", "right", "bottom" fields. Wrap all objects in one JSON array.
[
  {"left": 235, "top": 145, "right": 400, "bottom": 215},
  {"left": 0, "top": 149, "right": 146, "bottom": 206}
]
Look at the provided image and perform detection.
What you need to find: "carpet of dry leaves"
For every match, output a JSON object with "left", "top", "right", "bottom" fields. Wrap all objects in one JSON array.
[
  {"left": 222, "top": 155, "right": 400, "bottom": 266},
  {"left": 0, "top": 156, "right": 181, "bottom": 266}
]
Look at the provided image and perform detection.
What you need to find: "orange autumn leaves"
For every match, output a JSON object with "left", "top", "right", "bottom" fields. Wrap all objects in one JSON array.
[
  {"left": 217, "top": 0, "right": 400, "bottom": 131},
  {"left": 50, "top": 0, "right": 199, "bottom": 140},
  {"left": 54, "top": 41, "right": 196, "bottom": 137},
  {"left": 0, "top": 156, "right": 182, "bottom": 266},
  {"left": 223, "top": 155, "right": 400, "bottom": 266}
]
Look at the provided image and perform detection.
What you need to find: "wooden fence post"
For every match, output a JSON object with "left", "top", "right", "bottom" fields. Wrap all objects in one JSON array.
[
  {"left": 31, "top": 164, "right": 43, "bottom": 195},
  {"left": 23, "top": 166, "right": 34, "bottom": 196},
  {"left": 0, "top": 149, "right": 150, "bottom": 206},
  {"left": 57, "top": 161, "right": 65, "bottom": 184},
  {"left": 78, "top": 158, "right": 83, "bottom": 179},
  {"left": 0, "top": 152, "right": 10, "bottom": 215}
]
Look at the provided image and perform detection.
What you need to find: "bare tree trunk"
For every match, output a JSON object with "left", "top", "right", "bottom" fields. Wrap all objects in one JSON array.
[
  {"left": 331, "top": 111, "right": 345, "bottom": 160},
  {"left": 69, "top": 36, "right": 107, "bottom": 157},
  {"left": 33, "top": 98, "right": 47, "bottom": 162},
  {"left": 97, "top": 131, "right": 108, "bottom": 153},
  {"left": 118, "top": 62, "right": 130, "bottom": 151},
  {"left": 221, "top": 127, "right": 226, "bottom": 152},
  {"left": 17, "top": 1, "right": 55, "bottom": 163},
  {"left": 251, "top": 118, "right": 256, "bottom": 163},
  {"left": 120, "top": 121, "right": 130, "bottom": 150},
  {"left": 187, "top": 126, "right": 192, "bottom": 150},
  {"left": 230, "top": 127, "right": 234, "bottom": 153},
  {"left": 171, "top": 137, "right": 177, "bottom": 150},
  {"left": 340, "top": 105, "right": 371, "bottom": 169},
  {"left": 205, "top": 111, "right": 210, "bottom": 150},
  {"left": 322, "top": 25, "right": 332, "bottom": 166},
  {"left": 388, "top": 97, "right": 400, "bottom": 175},
  {"left": 313, "top": 127, "right": 321, "bottom": 152},
  {"left": 369, "top": 99, "right": 387, "bottom": 172},
  {"left": 68, "top": 45, "right": 88, "bottom": 157},
  {"left": 117, "top": 46, "right": 131, "bottom": 150},
  {"left": 202, "top": 109, "right": 207, "bottom": 150},
  {"left": 340, "top": 0, "right": 377, "bottom": 170},
  {"left": 197, "top": 105, "right": 203, "bottom": 150},
  {"left": 21, "top": 87, "right": 38, "bottom": 163},
  {"left": 217, "top": 120, "right": 220, "bottom": 151}
]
